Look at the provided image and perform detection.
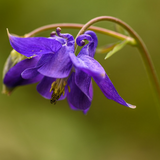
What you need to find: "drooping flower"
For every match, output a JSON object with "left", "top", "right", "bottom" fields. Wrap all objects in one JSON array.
[{"left": 5, "top": 28, "right": 135, "bottom": 113}]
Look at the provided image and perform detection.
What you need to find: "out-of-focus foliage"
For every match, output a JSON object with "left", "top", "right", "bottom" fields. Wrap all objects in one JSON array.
[
  {"left": 0, "top": 0, "right": 160, "bottom": 160},
  {"left": 96, "top": 40, "right": 129, "bottom": 59}
]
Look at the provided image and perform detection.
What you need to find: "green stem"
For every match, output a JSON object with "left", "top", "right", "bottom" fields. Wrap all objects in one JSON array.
[
  {"left": 76, "top": 16, "right": 160, "bottom": 107},
  {"left": 25, "top": 18, "right": 160, "bottom": 108},
  {"left": 25, "top": 23, "right": 136, "bottom": 45}
]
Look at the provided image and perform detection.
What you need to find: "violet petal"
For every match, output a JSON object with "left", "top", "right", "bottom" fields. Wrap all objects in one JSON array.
[
  {"left": 75, "top": 68, "right": 93, "bottom": 100},
  {"left": 8, "top": 33, "right": 62, "bottom": 57},
  {"left": 69, "top": 53, "right": 105, "bottom": 79},
  {"left": 67, "top": 73, "right": 91, "bottom": 110},
  {"left": 38, "top": 46, "right": 73, "bottom": 78},
  {"left": 37, "top": 76, "right": 56, "bottom": 99},
  {"left": 94, "top": 73, "right": 136, "bottom": 108}
]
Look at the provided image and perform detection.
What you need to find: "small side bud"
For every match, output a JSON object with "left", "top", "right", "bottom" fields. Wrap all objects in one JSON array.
[{"left": 2, "top": 49, "right": 26, "bottom": 95}]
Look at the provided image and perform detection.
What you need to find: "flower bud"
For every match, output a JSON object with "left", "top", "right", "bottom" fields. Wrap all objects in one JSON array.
[{"left": 2, "top": 49, "right": 26, "bottom": 95}]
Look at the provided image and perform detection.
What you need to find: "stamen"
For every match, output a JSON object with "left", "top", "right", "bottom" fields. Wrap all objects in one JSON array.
[
  {"left": 68, "top": 86, "right": 71, "bottom": 93},
  {"left": 50, "top": 79, "right": 67, "bottom": 104},
  {"left": 63, "top": 90, "right": 65, "bottom": 96},
  {"left": 50, "top": 81, "right": 55, "bottom": 92}
]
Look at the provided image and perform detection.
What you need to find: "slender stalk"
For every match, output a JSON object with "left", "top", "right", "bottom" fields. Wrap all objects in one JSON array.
[
  {"left": 25, "top": 18, "right": 160, "bottom": 107},
  {"left": 76, "top": 16, "right": 160, "bottom": 107},
  {"left": 25, "top": 23, "right": 136, "bottom": 45}
]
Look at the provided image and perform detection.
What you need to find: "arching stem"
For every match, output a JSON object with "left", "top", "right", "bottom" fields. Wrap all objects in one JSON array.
[
  {"left": 25, "top": 23, "right": 136, "bottom": 45},
  {"left": 25, "top": 18, "right": 160, "bottom": 109},
  {"left": 76, "top": 16, "right": 160, "bottom": 108}
]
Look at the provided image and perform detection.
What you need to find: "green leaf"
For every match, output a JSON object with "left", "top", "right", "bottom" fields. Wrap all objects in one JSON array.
[
  {"left": 96, "top": 43, "right": 118, "bottom": 54},
  {"left": 104, "top": 40, "right": 129, "bottom": 59},
  {"left": 115, "top": 24, "right": 130, "bottom": 36}
]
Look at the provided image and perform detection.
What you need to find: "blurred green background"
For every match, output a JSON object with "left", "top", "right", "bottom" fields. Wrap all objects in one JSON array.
[{"left": 0, "top": 0, "right": 160, "bottom": 159}]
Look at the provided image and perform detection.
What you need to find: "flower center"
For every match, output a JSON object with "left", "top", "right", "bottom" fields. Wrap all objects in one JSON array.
[{"left": 50, "top": 79, "right": 67, "bottom": 104}]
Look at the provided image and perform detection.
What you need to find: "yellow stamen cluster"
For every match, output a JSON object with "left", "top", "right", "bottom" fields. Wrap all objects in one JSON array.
[{"left": 50, "top": 79, "right": 67, "bottom": 104}]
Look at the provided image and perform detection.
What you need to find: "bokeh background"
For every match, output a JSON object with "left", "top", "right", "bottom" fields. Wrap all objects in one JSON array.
[{"left": 0, "top": 0, "right": 160, "bottom": 159}]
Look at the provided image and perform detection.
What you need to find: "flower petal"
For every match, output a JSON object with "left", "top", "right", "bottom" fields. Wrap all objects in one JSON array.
[
  {"left": 22, "top": 55, "right": 43, "bottom": 79},
  {"left": 67, "top": 73, "right": 92, "bottom": 111},
  {"left": 38, "top": 47, "right": 73, "bottom": 78},
  {"left": 37, "top": 76, "right": 56, "bottom": 99},
  {"left": 76, "top": 30, "right": 98, "bottom": 58},
  {"left": 49, "top": 36, "right": 67, "bottom": 45},
  {"left": 37, "top": 76, "right": 67, "bottom": 100},
  {"left": 21, "top": 74, "right": 43, "bottom": 85},
  {"left": 93, "top": 73, "right": 136, "bottom": 108},
  {"left": 3, "top": 56, "right": 42, "bottom": 88},
  {"left": 75, "top": 68, "right": 93, "bottom": 100},
  {"left": 8, "top": 33, "right": 62, "bottom": 57},
  {"left": 85, "top": 30, "right": 98, "bottom": 52},
  {"left": 68, "top": 75, "right": 92, "bottom": 114},
  {"left": 58, "top": 85, "right": 68, "bottom": 100},
  {"left": 22, "top": 67, "right": 39, "bottom": 79},
  {"left": 83, "top": 108, "right": 90, "bottom": 115},
  {"left": 68, "top": 101, "right": 78, "bottom": 111},
  {"left": 69, "top": 53, "right": 105, "bottom": 79}
]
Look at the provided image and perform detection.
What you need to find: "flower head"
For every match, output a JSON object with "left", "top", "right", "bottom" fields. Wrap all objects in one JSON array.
[{"left": 4, "top": 29, "right": 136, "bottom": 113}]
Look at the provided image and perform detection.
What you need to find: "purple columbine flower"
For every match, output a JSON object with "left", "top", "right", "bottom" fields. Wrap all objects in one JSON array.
[{"left": 5, "top": 28, "right": 135, "bottom": 113}]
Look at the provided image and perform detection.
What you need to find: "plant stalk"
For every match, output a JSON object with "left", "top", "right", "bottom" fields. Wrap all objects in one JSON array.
[
  {"left": 25, "top": 23, "right": 136, "bottom": 45},
  {"left": 25, "top": 17, "right": 160, "bottom": 108},
  {"left": 76, "top": 16, "right": 160, "bottom": 108}
]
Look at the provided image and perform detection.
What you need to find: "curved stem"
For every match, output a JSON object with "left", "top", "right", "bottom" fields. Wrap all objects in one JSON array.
[
  {"left": 25, "top": 23, "right": 136, "bottom": 45},
  {"left": 25, "top": 18, "right": 160, "bottom": 108},
  {"left": 76, "top": 16, "right": 160, "bottom": 107}
]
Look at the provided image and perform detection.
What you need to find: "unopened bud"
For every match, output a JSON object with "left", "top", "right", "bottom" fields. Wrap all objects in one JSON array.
[{"left": 2, "top": 49, "right": 26, "bottom": 95}]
